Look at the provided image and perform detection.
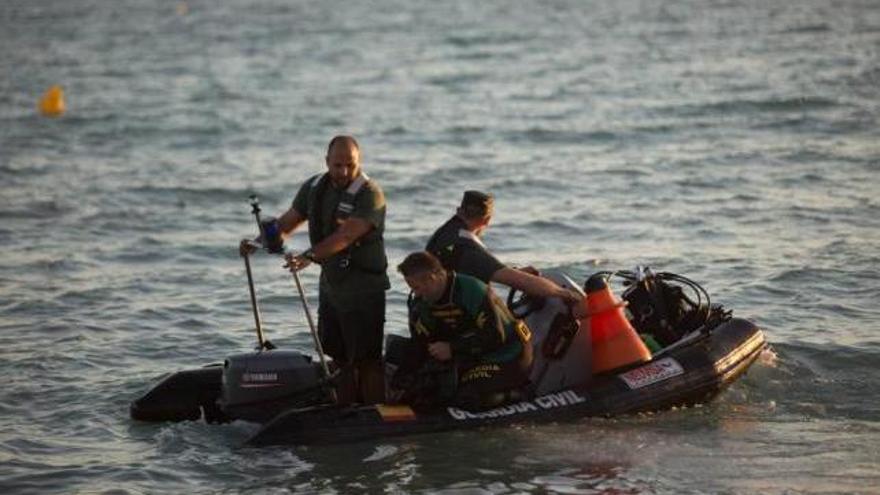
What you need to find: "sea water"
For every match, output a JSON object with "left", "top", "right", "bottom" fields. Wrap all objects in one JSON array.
[{"left": 1, "top": 0, "right": 879, "bottom": 493}]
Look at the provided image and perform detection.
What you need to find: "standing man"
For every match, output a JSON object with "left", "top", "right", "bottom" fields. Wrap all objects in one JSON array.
[
  {"left": 426, "top": 190, "right": 582, "bottom": 304},
  {"left": 240, "top": 135, "right": 388, "bottom": 405}
]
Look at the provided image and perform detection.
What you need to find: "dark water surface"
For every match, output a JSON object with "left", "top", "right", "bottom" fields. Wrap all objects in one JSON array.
[{"left": 2, "top": 0, "right": 879, "bottom": 493}]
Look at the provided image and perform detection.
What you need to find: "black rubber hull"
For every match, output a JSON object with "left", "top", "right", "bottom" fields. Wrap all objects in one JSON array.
[
  {"left": 247, "top": 318, "right": 766, "bottom": 446},
  {"left": 129, "top": 364, "right": 227, "bottom": 423}
]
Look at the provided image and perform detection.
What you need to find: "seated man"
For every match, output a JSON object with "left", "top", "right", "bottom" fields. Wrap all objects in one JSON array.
[
  {"left": 395, "top": 251, "right": 533, "bottom": 411},
  {"left": 426, "top": 190, "right": 583, "bottom": 305}
]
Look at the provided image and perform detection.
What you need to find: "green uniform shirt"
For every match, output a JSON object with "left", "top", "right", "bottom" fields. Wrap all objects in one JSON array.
[
  {"left": 410, "top": 273, "right": 530, "bottom": 365},
  {"left": 292, "top": 173, "right": 390, "bottom": 309}
]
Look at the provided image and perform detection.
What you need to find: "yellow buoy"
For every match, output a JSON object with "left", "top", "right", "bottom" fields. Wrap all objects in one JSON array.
[{"left": 39, "top": 85, "right": 66, "bottom": 117}]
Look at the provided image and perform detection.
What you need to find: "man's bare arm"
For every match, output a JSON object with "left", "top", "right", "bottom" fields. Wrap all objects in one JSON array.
[
  {"left": 285, "top": 217, "right": 374, "bottom": 271},
  {"left": 278, "top": 207, "right": 307, "bottom": 237},
  {"left": 492, "top": 267, "right": 580, "bottom": 303}
]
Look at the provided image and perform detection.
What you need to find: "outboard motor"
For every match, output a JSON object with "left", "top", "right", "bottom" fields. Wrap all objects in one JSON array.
[{"left": 220, "top": 350, "right": 327, "bottom": 423}]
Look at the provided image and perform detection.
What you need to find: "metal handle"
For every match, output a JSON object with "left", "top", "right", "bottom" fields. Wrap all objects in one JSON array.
[
  {"left": 243, "top": 251, "right": 268, "bottom": 350},
  {"left": 291, "top": 268, "right": 337, "bottom": 403}
]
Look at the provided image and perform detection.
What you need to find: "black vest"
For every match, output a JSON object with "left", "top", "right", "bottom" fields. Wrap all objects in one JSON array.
[{"left": 306, "top": 172, "right": 386, "bottom": 275}]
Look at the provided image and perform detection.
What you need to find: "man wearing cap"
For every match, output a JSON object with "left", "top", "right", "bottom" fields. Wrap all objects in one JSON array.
[
  {"left": 239, "top": 135, "right": 388, "bottom": 405},
  {"left": 426, "top": 190, "right": 581, "bottom": 303}
]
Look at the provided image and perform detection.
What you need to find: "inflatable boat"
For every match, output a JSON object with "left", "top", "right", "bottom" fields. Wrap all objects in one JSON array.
[{"left": 130, "top": 262, "right": 767, "bottom": 447}]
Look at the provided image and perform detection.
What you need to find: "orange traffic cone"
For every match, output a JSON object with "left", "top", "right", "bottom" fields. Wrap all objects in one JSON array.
[{"left": 582, "top": 274, "right": 652, "bottom": 374}]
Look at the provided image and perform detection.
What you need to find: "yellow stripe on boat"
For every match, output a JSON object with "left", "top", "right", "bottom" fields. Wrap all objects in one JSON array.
[{"left": 376, "top": 404, "right": 417, "bottom": 422}]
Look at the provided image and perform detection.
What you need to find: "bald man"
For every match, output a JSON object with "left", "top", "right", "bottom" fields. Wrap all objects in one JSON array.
[{"left": 241, "top": 135, "right": 389, "bottom": 405}]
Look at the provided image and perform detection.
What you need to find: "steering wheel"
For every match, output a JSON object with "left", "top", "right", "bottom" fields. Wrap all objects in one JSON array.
[{"left": 506, "top": 287, "right": 546, "bottom": 319}]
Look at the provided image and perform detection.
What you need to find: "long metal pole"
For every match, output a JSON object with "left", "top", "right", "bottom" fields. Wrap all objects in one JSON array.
[
  {"left": 243, "top": 251, "right": 267, "bottom": 350},
  {"left": 291, "top": 268, "right": 336, "bottom": 402}
]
